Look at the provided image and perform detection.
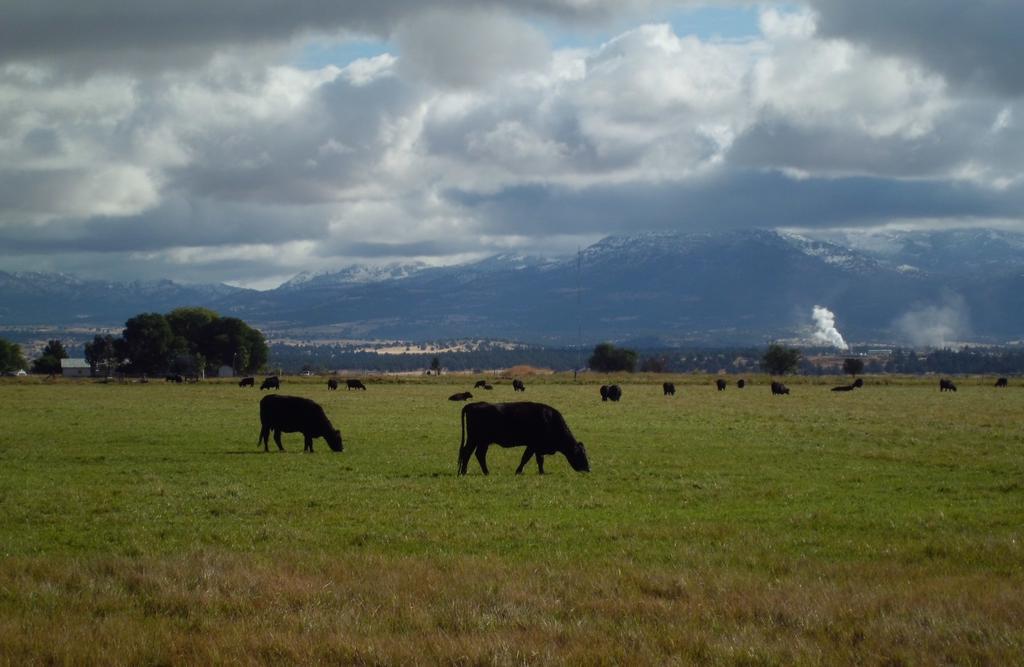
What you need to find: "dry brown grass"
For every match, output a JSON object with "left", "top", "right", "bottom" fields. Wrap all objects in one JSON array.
[
  {"left": 2, "top": 552, "right": 1021, "bottom": 665},
  {"left": 501, "top": 365, "right": 555, "bottom": 378}
]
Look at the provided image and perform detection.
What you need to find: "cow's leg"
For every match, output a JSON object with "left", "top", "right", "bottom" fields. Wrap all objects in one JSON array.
[
  {"left": 458, "top": 438, "right": 476, "bottom": 475},
  {"left": 535, "top": 453, "right": 545, "bottom": 475},
  {"left": 515, "top": 448, "right": 535, "bottom": 475},
  {"left": 474, "top": 443, "right": 490, "bottom": 475},
  {"left": 259, "top": 426, "right": 270, "bottom": 452},
  {"left": 274, "top": 429, "right": 284, "bottom": 451},
  {"left": 304, "top": 435, "right": 314, "bottom": 453}
]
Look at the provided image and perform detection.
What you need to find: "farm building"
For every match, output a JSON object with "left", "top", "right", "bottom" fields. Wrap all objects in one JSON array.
[{"left": 60, "top": 358, "right": 91, "bottom": 378}]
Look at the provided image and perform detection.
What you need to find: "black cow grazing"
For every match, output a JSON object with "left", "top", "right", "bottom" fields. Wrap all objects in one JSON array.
[
  {"left": 258, "top": 395, "right": 343, "bottom": 453},
  {"left": 327, "top": 378, "right": 338, "bottom": 390},
  {"left": 737, "top": 379, "right": 746, "bottom": 389},
  {"left": 939, "top": 378, "right": 957, "bottom": 392},
  {"left": 771, "top": 381, "right": 790, "bottom": 395},
  {"left": 474, "top": 380, "right": 488, "bottom": 388},
  {"left": 260, "top": 376, "right": 280, "bottom": 391},
  {"left": 996, "top": 377, "right": 1008, "bottom": 388},
  {"left": 600, "top": 385, "right": 610, "bottom": 401},
  {"left": 239, "top": 376, "right": 255, "bottom": 388},
  {"left": 607, "top": 384, "right": 622, "bottom": 402},
  {"left": 449, "top": 391, "right": 473, "bottom": 401},
  {"left": 831, "top": 378, "right": 864, "bottom": 392},
  {"left": 512, "top": 379, "right": 526, "bottom": 392},
  {"left": 166, "top": 374, "right": 184, "bottom": 384},
  {"left": 663, "top": 382, "right": 675, "bottom": 396},
  {"left": 716, "top": 379, "right": 727, "bottom": 391},
  {"left": 458, "top": 401, "right": 590, "bottom": 475},
  {"left": 346, "top": 379, "right": 366, "bottom": 390},
  {"left": 483, "top": 384, "right": 494, "bottom": 390}
]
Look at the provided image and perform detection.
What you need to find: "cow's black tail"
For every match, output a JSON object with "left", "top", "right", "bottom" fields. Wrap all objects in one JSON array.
[{"left": 458, "top": 404, "right": 467, "bottom": 474}]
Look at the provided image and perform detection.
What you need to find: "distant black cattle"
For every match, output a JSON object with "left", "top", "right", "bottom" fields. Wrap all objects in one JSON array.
[
  {"left": 831, "top": 378, "right": 864, "bottom": 392},
  {"left": 457, "top": 401, "right": 590, "bottom": 475},
  {"left": 716, "top": 379, "right": 727, "bottom": 391},
  {"left": 663, "top": 382, "right": 675, "bottom": 396},
  {"left": 483, "top": 384, "right": 493, "bottom": 390},
  {"left": 737, "top": 379, "right": 746, "bottom": 389},
  {"left": 939, "top": 378, "right": 957, "bottom": 392},
  {"left": 165, "top": 374, "right": 184, "bottom": 384},
  {"left": 995, "top": 377, "right": 1008, "bottom": 388},
  {"left": 346, "top": 379, "right": 366, "bottom": 390},
  {"left": 449, "top": 391, "right": 473, "bottom": 401},
  {"left": 238, "top": 376, "right": 255, "bottom": 388},
  {"left": 600, "top": 385, "right": 609, "bottom": 401},
  {"left": 474, "top": 380, "right": 488, "bottom": 388},
  {"left": 258, "top": 395, "right": 343, "bottom": 453},
  {"left": 607, "top": 384, "right": 622, "bottom": 402},
  {"left": 771, "top": 381, "right": 790, "bottom": 395},
  {"left": 260, "top": 376, "right": 280, "bottom": 391},
  {"left": 327, "top": 378, "right": 338, "bottom": 390},
  {"left": 512, "top": 379, "right": 526, "bottom": 392}
]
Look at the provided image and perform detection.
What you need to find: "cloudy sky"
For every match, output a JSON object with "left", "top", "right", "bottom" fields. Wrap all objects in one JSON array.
[{"left": 1, "top": 1, "right": 1020, "bottom": 288}]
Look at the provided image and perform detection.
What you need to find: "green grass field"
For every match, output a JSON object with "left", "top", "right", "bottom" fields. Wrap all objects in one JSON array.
[{"left": 1, "top": 374, "right": 1022, "bottom": 665}]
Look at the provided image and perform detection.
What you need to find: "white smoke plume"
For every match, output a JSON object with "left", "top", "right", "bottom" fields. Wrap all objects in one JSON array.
[
  {"left": 894, "top": 294, "right": 970, "bottom": 348},
  {"left": 811, "top": 305, "right": 849, "bottom": 350}
]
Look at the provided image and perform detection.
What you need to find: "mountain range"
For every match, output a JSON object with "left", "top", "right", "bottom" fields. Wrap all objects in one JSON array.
[{"left": 2, "top": 228, "right": 1022, "bottom": 346}]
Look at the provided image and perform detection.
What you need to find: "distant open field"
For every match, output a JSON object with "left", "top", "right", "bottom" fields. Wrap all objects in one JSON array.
[{"left": 1, "top": 374, "right": 1022, "bottom": 664}]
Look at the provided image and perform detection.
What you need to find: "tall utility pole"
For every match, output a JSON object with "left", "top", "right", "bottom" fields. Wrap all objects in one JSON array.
[{"left": 576, "top": 247, "right": 582, "bottom": 378}]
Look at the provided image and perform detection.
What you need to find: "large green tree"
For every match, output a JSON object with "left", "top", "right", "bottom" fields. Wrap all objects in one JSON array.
[
  {"left": 761, "top": 344, "right": 801, "bottom": 376},
  {"left": 199, "top": 316, "right": 267, "bottom": 374},
  {"left": 31, "top": 339, "right": 69, "bottom": 374},
  {"left": 588, "top": 343, "right": 638, "bottom": 373},
  {"left": 167, "top": 307, "right": 219, "bottom": 354},
  {"left": 122, "top": 313, "right": 177, "bottom": 374},
  {"left": 842, "top": 357, "right": 865, "bottom": 376},
  {"left": 84, "top": 334, "right": 124, "bottom": 375},
  {"left": 0, "top": 338, "right": 28, "bottom": 373}
]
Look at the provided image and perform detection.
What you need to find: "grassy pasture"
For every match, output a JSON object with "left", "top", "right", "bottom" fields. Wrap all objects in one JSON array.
[{"left": 0, "top": 374, "right": 1022, "bottom": 665}]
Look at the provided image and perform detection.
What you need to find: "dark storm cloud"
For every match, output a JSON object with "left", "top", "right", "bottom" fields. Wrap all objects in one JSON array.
[
  {"left": 450, "top": 170, "right": 1021, "bottom": 235},
  {"left": 809, "top": 0, "right": 1024, "bottom": 95},
  {"left": 0, "top": 0, "right": 642, "bottom": 70},
  {"left": 0, "top": 195, "right": 329, "bottom": 254}
]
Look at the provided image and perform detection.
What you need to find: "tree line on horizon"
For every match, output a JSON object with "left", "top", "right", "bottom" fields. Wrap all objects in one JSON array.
[
  {"left": 85, "top": 307, "right": 268, "bottom": 376},
  {"left": 0, "top": 308, "right": 267, "bottom": 377}
]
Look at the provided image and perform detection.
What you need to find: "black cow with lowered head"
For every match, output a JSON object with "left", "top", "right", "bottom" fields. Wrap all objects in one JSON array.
[
  {"left": 771, "top": 381, "right": 790, "bottom": 395},
  {"left": 737, "top": 379, "right": 746, "bottom": 389},
  {"left": 716, "top": 379, "right": 727, "bottom": 391},
  {"left": 600, "top": 385, "right": 610, "bottom": 401},
  {"left": 449, "top": 391, "right": 473, "bottom": 401},
  {"left": 607, "top": 384, "right": 622, "bottom": 402},
  {"left": 831, "top": 378, "right": 864, "bottom": 392},
  {"left": 458, "top": 401, "right": 590, "bottom": 475},
  {"left": 663, "top": 382, "right": 675, "bottom": 396},
  {"left": 474, "top": 380, "right": 488, "bottom": 389},
  {"left": 238, "top": 376, "right": 255, "bottom": 388},
  {"left": 512, "top": 379, "right": 526, "bottom": 392},
  {"left": 260, "top": 376, "right": 280, "bottom": 390},
  {"left": 346, "top": 379, "right": 366, "bottom": 390},
  {"left": 327, "top": 378, "right": 338, "bottom": 390},
  {"left": 940, "top": 378, "right": 957, "bottom": 392},
  {"left": 995, "top": 377, "right": 1008, "bottom": 388},
  {"left": 258, "top": 395, "right": 343, "bottom": 453}
]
